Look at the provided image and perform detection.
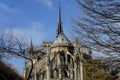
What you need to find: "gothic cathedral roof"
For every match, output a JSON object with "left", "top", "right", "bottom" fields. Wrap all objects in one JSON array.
[{"left": 54, "top": 1, "right": 70, "bottom": 45}]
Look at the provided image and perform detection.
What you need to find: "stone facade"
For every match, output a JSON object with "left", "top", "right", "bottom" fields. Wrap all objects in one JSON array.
[{"left": 24, "top": 1, "right": 92, "bottom": 80}]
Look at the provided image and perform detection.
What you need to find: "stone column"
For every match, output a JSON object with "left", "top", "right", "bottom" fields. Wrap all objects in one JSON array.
[
  {"left": 65, "top": 53, "right": 67, "bottom": 65},
  {"left": 35, "top": 67, "right": 37, "bottom": 80},
  {"left": 74, "top": 60, "right": 77, "bottom": 80},
  {"left": 74, "top": 37, "right": 79, "bottom": 80},
  {"left": 47, "top": 47, "right": 50, "bottom": 80},
  {"left": 80, "top": 53, "right": 83, "bottom": 80},
  {"left": 59, "top": 68, "right": 61, "bottom": 79},
  {"left": 23, "top": 61, "right": 27, "bottom": 79}
]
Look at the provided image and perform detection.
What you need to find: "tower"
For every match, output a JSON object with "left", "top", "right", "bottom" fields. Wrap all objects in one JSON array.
[{"left": 49, "top": 1, "right": 75, "bottom": 79}]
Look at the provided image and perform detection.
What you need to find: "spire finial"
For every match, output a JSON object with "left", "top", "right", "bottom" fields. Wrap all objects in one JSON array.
[
  {"left": 30, "top": 39, "right": 33, "bottom": 56},
  {"left": 30, "top": 39, "right": 33, "bottom": 48},
  {"left": 57, "top": 0, "right": 63, "bottom": 37}
]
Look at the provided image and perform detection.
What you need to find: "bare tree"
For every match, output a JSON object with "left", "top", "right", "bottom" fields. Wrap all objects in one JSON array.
[
  {"left": 74, "top": 0, "right": 120, "bottom": 63},
  {"left": 73, "top": 0, "right": 120, "bottom": 78},
  {"left": 0, "top": 29, "right": 27, "bottom": 58},
  {"left": 0, "top": 29, "right": 33, "bottom": 80}
]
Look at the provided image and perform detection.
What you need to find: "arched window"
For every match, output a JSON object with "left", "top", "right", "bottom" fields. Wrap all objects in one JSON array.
[
  {"left": 44, "top": 45, "right": 46, "bottom": 47},
  {"left": 62, "top": 39, "right": 64, "bottom": 42},
  {"left": 60, "top": 50, "right": 66, "bottom": 64},
  {"left": 48, "top": 45, "right": 50, "bottom": 47}
]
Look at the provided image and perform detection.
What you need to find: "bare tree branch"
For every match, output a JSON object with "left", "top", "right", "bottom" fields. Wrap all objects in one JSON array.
[{"left": 73, "top": 0, "right": 120, "bottom": 70}]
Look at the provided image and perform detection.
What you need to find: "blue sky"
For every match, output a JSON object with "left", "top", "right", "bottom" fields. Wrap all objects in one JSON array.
[
  {"left": 0, "top": 0, "right": 78, "bottom": 45},
  {"left": 0, "top": 0, "right": 78, "bottom": 74}
]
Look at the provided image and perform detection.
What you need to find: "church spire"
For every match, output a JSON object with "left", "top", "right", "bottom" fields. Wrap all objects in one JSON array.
[{"left": 57, "top": 0, "right": 63, "bottom": 37}]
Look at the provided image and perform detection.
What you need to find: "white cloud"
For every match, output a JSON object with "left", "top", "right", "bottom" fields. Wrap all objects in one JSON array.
[
  {"left": 15, "top": 22, "right": 45, "bottom": 45},
  {"left": 2, "top": 21, "right": 55, "bottom": 46},
  {"left": 0, "top": 3, "right": 15, "bottom": 12},
  {"left": 30, "top": 21, "right": 44, "bottom": 29},
  {"left": 36, "top": 0, "right": 53, "bottom": 9}
]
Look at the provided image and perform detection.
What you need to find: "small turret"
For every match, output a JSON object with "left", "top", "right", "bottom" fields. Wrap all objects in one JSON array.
[{"left": 30, "top": 39, "right": 33, "bottom": 56}]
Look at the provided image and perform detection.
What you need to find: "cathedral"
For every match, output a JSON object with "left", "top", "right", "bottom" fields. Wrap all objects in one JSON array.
[{"left": 24, "top": 1, "right": 92, "bottom": 80}]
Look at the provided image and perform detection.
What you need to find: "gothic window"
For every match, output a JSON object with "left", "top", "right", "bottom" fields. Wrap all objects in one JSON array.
[
  {"left": 44, "top": 45, "right": 46, "bottom": 47},
  {"left": 75, "top": 54, "right": 80, "bottom": 65},
  {"left": 68, "top": 46, "right": 74, "bottom": 54},
  {"left": 61, "top": 50, "right": 65, "bottom": 56},
  {"left": 67, "top": 55, "right": 71, "bottom": 63},
  {"left": 62, "top": 39, "right": 64, "bottom": 42},
  {"left": 83, "top": 53, "right": 91, "bottom": 59},
  {"left": 60, "top": 50, "right": 66, "bottom": 65},
  {"left": 48, "top": 45, "right": 50, "bottom": 47}
]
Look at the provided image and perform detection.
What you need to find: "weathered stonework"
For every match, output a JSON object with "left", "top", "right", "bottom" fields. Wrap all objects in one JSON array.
[{"left": 24, "top": 1, "right": 92, "bottom": 80}]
